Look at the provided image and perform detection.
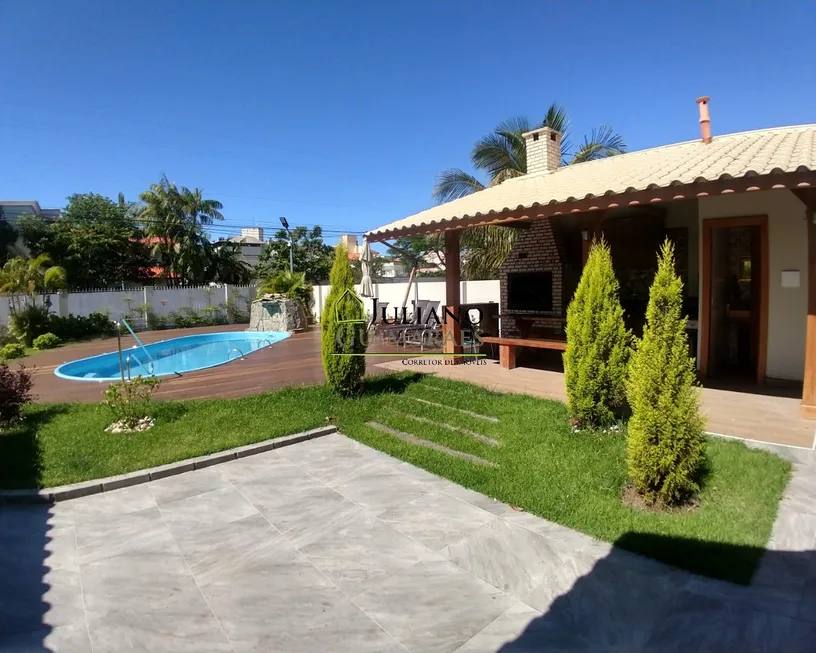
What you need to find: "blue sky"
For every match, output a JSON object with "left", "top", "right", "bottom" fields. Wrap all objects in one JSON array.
[{"left": 2, "top": 1, "right": 815, "bottom": 244}]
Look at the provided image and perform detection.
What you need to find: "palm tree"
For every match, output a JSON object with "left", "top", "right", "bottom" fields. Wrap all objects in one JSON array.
[
  {"left": 433, "top": 103, "right": 626, "bottom": 278},
  {"left": 139, "top": 177, "right": 181, "bottom": 284},
  {"left": 139, "top": 176, "right": 224, "bottom": 285},
  {"left": 177, "top": 186, "right": 224, "bottom": 226},
  {"left": 0, "top": 255, "right": 67, "bottom": 312},
  {"left": 209, "top": 242, "right": 253, "bottom": 285},
  {"left": 257, "top": 270, "right": 314, "bottom": 314}
]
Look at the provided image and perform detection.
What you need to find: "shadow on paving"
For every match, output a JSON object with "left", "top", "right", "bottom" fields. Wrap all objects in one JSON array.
[
  {"left": 0, "top": 503, "right": 57, "bottom": 651},
  {"left": 499, "top": 533, "right": 816, "bottom": 653},
  {"left": 0, "top": 404, "right": 66, "bottom": 650}
]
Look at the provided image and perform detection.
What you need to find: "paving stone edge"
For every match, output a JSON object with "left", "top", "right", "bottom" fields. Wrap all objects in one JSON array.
[{"left": 0, "top": 425, "right": 338, "bottom": 505}]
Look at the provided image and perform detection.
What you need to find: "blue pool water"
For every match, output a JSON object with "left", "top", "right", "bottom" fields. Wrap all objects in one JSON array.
[{"left": 54, "top": 331, "right": 290, "bottom": 382}]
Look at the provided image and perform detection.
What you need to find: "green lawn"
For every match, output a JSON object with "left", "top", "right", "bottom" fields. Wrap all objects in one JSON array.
[{"left": 0, "top": 373, "right": 790, "bottom": 583}]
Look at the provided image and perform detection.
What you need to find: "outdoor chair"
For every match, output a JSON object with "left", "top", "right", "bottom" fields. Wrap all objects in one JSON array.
[{"left": 402, "top": 300, "right": 443, "bottom": 351}]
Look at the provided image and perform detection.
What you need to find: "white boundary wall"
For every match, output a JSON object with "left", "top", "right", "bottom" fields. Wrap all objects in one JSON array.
[
  {"left": 0, "top": 280, "right": 498, "bottom": 325},
  {"left": 312, "top": 279, "right": 499, "bottom": 320},
  {"left": 0, "top": 285, "right": 256, "bottom": 325}
]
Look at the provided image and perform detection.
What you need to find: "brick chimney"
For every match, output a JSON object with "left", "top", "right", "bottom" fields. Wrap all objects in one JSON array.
[{"left": 523, "top": 126, "right": 562, "bottom": 174}]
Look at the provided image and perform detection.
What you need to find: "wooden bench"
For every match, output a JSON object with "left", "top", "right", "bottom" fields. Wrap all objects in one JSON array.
[{"left": 481, "top": 336, "right": 567, "bottom": 370}]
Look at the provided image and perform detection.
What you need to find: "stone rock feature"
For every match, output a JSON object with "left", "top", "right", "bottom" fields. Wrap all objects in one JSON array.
[{"left": 248, "top": 295, "right": 307, "bottom": 333}]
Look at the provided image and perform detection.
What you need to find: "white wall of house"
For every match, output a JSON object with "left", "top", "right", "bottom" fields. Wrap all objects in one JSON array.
[
  {"left": 311, "top": 279, "right": 499, "bottom": 321},
  {"left": 698, "top": 189, "right": 808, "bottom": 381}
]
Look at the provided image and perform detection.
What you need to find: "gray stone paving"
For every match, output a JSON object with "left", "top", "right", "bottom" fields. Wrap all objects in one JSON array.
[{"left": 1, "top": 433, "right": 815, "bottom": 652}]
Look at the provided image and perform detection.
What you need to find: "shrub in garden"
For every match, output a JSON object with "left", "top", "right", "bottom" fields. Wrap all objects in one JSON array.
[
  {"left": 49, "top": 312, "right": 115, "bottom": 341},
  {"left": 563, "top": 237, "right": 631, "bottom": 428},
  {"left": 626, "top": 239, "right": 706, "bottom": 506},
  {"left": 33, "top": 333, "right": 61, "bottom": 350},
  {"left": 11, "top": 309, "right": 114, "bottom": 345},
  {"left": 0, "top": 363, "right": 33, "bottom": 426},
  {"left": 0, "top": 343, "right": 26, "bottom": 360},
  {"left": 103, "top": 375, "right": 161, "bottom": 429},
  {"left": 321, "top": 245, "right": 366, "bottom": 396},
  {"left": 9, "top": 305, "right": 50, "bottom": 347},
  {"left": 200, "top": 305, "right": 228, "bottom": 326},
  {"left": 226, "top": 298, "right": 249, "bottom": 324},
  {"left": 0, "top": 324, "right": 15, "bottom": 347},
  {"left": 257, "top": 271, "right": 315, "bottom": 315}
]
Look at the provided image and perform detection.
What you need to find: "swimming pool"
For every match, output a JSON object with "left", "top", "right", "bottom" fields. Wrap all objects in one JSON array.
[{"left": 54, "top": 331, "right": 290, "bottom": 382}]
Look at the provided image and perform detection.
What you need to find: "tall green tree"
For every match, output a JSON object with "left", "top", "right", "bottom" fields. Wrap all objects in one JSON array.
[
  {"left": 0, "top": 207, "right": 18, "bottom": 266},
  {"left": 564, "top": 238, "right": 631, "bottom": 428},
  {"left": 627, "top": 239, "right": 706, "bottom": 506},
  {"left": 138, "top": 176, "right": 224, "bottom": 286},
  {"left": 256, "top": 226, "right": 334, "bottom": 283},
  {"left": 321, "top": 244, "right": 366, "bottom": 396},
  {"left": 433, "top": 104, "right": 626, "bottom": 279},
  {"left": 392, "top": 235, "right": 445, "bottom": 270},
  {"left": 17, "top": 194, "right": 153, "bottom": 288}
]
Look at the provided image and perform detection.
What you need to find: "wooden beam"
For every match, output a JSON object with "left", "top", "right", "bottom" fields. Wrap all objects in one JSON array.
[
  {"left": 443, "top": 231, "right": 463, "bottom": 363},
  {"left": 581, "top": 211, "right": 607, "bottom": 265},
  {"left": 794, "top": 189, "right": 816, "bottom": 418},
  {"left": 365, "top": 171, "right": 816, "bottom": 241}
]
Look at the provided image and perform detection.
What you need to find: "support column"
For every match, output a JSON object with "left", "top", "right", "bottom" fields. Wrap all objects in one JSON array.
[
  {"left": 802, "top": 200, "right": 816, "bottom": 417},
  {"left": 443, "top": 231, "right": 463, "bottom": 363},
  {"left": 581, "top": 211, "right": 607, "bottom": 265}
]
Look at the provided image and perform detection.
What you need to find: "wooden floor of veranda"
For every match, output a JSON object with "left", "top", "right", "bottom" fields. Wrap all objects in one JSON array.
[{"left": 27, "top": 324, "right": 815, "bottom": 448}]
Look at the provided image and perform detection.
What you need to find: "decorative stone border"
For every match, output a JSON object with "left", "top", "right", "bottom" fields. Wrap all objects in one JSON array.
[{"left": 0, "top": 425, "right": 338, "bottom": 505}]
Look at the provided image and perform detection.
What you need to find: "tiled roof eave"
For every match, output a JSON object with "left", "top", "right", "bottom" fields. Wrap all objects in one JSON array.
[{"left": 366, "top": 168, "right": 816, "bottom": 241}]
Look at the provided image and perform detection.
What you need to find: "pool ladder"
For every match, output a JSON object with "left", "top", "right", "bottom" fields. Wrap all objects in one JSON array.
[
  {"left": 125, "top": 351, "right": 159, "bottom": 381},
  {"left": 227, "top": 347, "right": 246, "bottom": 361},
  {"left": 116, "top": 318, "right": 155, "bottom": 382}
]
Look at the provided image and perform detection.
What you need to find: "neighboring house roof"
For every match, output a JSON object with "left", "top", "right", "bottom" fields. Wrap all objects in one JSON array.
[
  {"left": 226, "top": 235, "right": 264, "bottom": 245},
  {"left": 0, "top": 200, "right": 61, "bottom": 221},
  {"left": 366, "top": 124, "right": 816, "bottom": 239},
  {"left": 141, "top": 236, "right": 172, "bottom": 245}
]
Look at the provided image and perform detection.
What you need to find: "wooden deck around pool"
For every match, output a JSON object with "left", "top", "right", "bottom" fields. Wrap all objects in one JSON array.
[{"left": 28, "top": 326, "right": 332, "bottom": 403}]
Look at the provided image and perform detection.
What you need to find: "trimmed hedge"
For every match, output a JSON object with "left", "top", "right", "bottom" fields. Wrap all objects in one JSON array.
[
  {"left": 320, "top": 245, "right": 366, "bottom": 396},
  {"left": 627, "top": 239, "right": 706, "bottom": 505},
  {"left": 563, "top": 237, "right": 632, "bottom": 428}
]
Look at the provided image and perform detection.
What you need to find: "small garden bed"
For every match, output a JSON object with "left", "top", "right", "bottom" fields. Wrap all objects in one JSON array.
[{"left": 0, "top": 373, "right": 790, "bottom": 584}]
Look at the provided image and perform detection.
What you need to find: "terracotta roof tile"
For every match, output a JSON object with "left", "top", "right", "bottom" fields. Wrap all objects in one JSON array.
[{"left": 367, "top": 124, "right": 816, "bottom": 239}]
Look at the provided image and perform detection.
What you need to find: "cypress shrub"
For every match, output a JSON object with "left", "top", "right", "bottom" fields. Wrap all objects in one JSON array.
[
  {"left": 321, "top": 244, "right": 367, "bottom": 396},
  {"left": 564, "top": 237, "right": 631, "bottom": 428},
  {"left": 626, "top": 239, "right": 706, "bottom": 506}
]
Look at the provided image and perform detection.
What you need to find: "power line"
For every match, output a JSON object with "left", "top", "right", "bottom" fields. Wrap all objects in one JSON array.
[
  {"left": 14, "top": 215, "right": 366, "bottom": 239},
  {"left": 14, "top": 212, "right": 366, "bottom": 234}
]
